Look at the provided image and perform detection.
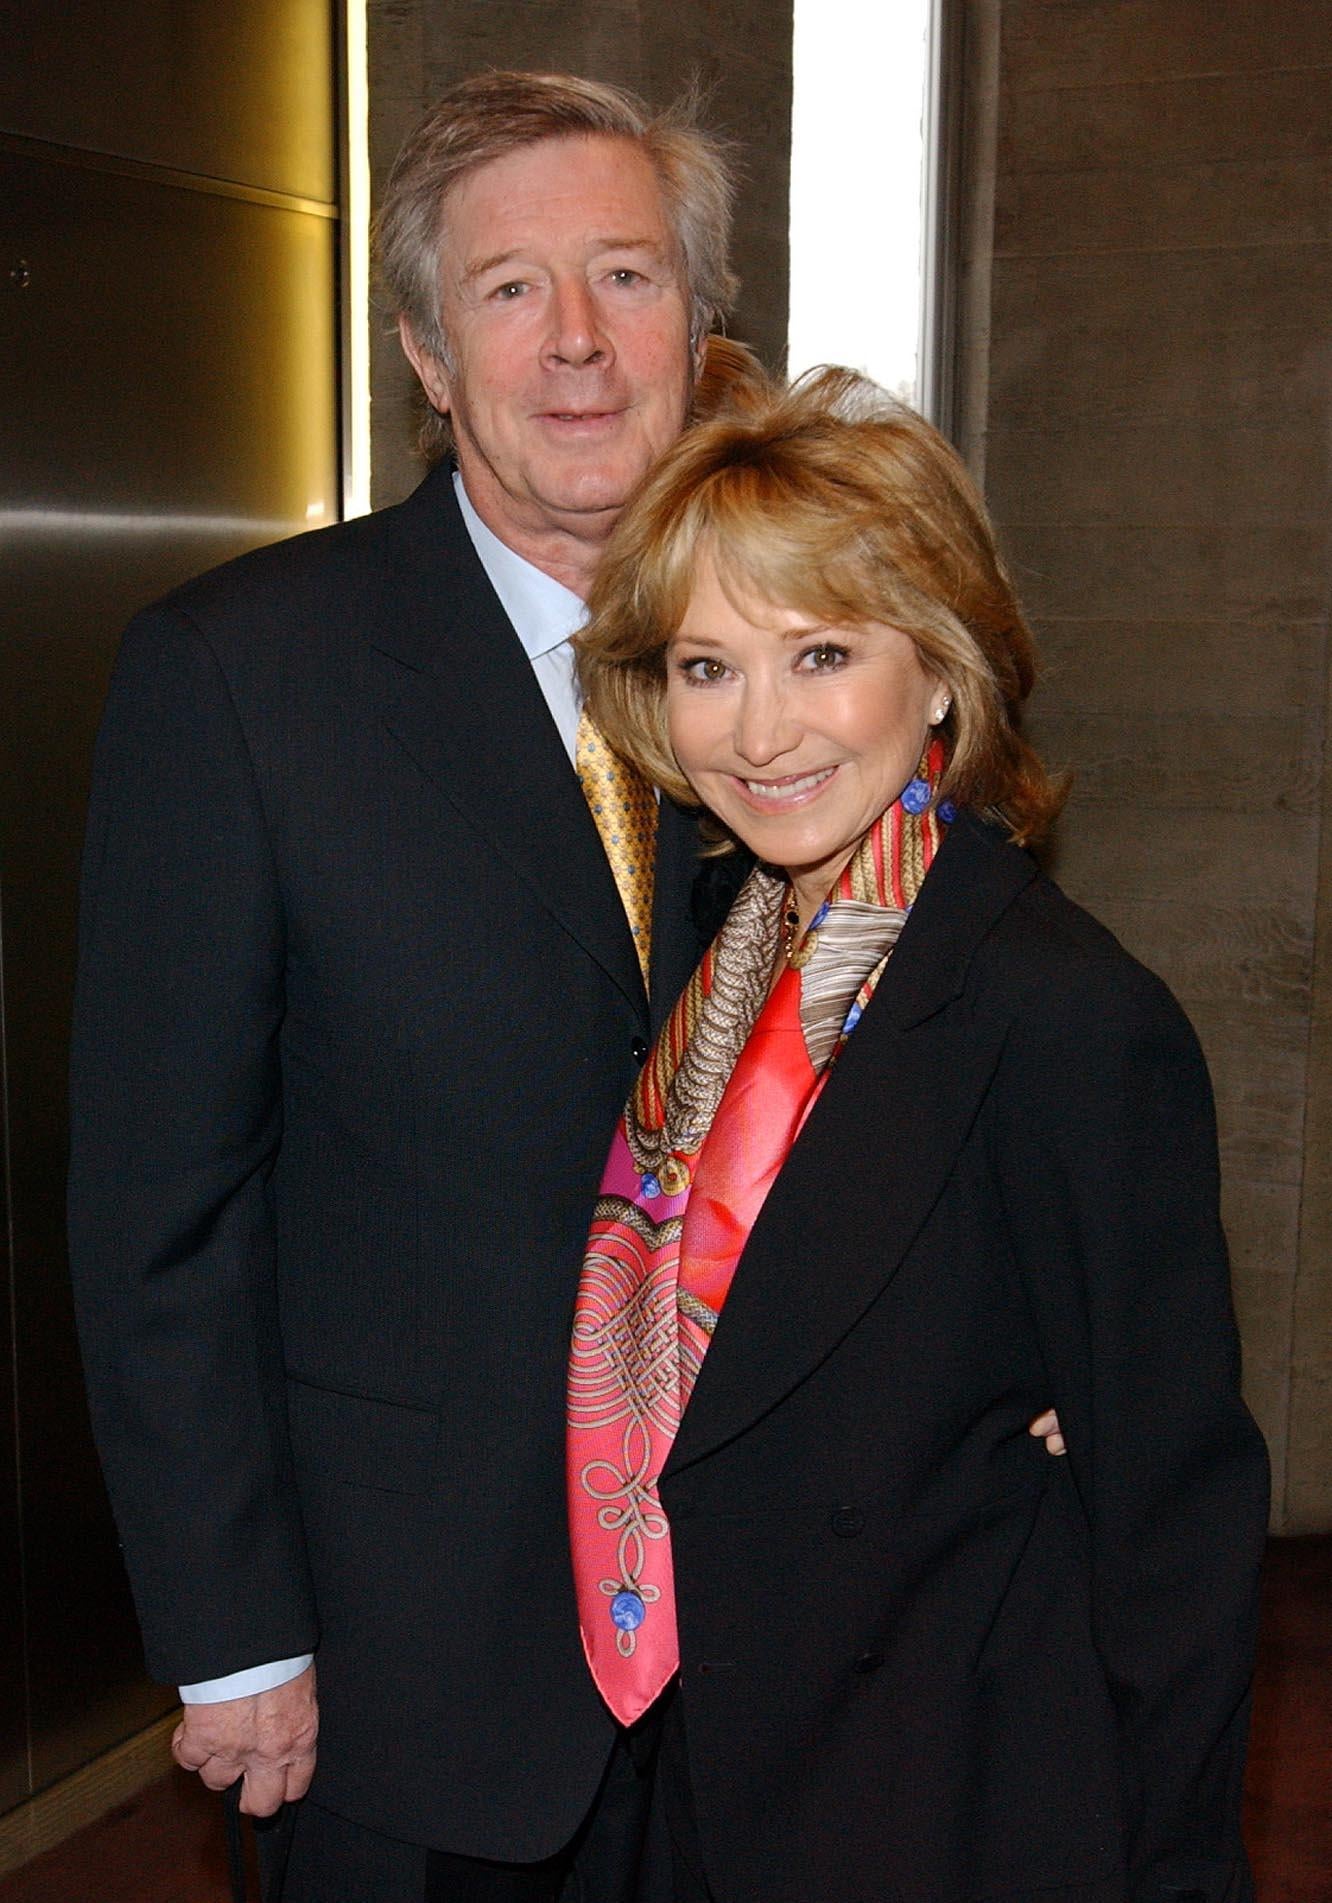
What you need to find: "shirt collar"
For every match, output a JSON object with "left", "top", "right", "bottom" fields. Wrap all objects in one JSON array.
[{"left": 454, "top": 470, "right": 587, "bottom": 659}]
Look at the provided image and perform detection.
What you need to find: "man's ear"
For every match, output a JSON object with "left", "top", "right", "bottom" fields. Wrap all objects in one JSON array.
[{"left": 398, "top": 314, "right": 452, "bottom": 415}]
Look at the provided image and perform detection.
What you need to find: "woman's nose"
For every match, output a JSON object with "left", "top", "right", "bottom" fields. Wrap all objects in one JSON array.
[{"left": 735, "top": 683, "right": 800, "bottom": 766}]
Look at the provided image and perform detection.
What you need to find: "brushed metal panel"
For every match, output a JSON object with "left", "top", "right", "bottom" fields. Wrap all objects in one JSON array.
[
  {"left": 0, "top": 1019, "right": 27, "bottom": 1812},
  {"left": 0, "top": 145, "right": 338, "bottom": 1795},
  {"left": 0, "top": 0, "right": 336, "bottom": 204}
]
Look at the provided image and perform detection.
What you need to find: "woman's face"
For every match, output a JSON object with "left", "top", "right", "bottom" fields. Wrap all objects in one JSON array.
[{"left": 666, "top": 560, "right": 944, "bottom": 911}]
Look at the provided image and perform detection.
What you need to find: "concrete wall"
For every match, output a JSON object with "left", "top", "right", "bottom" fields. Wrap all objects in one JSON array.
[
  {"left": 366, "top": 0, "right": 793, "bottom": 505},
  {"left": 962, "top": 0, "right": 1332, "bottom": 1530}
]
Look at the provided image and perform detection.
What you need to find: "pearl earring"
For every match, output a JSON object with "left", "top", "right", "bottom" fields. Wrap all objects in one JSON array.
[{"left": 933, "top": 695, "right": 951, "bottom": 724}]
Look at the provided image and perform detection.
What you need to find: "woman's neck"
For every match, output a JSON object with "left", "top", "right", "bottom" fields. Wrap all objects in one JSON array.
[{"left": 787, "top": 857, "right": 853, "bottom": 941}]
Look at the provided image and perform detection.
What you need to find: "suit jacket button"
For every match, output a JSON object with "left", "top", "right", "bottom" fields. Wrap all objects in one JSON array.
[
  {"left": 831, "top": 1506, "right": 864, "bottom": 1537},
  {"left": 852, "top": 1651, "right": 884, "bottom": 1675},
  {"left": 632, "top": 1037, "right": 649, "bottom": 1064}
]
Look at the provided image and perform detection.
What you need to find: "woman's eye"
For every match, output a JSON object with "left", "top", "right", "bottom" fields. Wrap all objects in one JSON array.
[
  {"left": 801, "top": 642, "right": 848, "bottom": 672},
  {"left": 679, "top": 656, "right": 729, "bottom": 683}
]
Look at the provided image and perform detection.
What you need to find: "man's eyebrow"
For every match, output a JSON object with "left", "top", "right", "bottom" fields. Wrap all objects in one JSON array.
[
  {"left": 590, "top": 236, "right": 671, "bottom": 258},
  {"left": 461, "top": 237, "right": 671, "bottom": 285},
  {"left": 460, "top": 248, "right": 524, "bottom": 287}
]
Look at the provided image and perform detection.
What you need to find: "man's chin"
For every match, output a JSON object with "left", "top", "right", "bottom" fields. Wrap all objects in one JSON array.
[
  {"left": 526, "top": 440, "right": 665, "bottom": 518},
  {"left": 533, "top": 477, "right": 641, "bottom": 529}
]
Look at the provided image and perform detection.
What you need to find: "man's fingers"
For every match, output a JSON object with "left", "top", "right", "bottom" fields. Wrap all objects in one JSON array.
[
  {"left": 1028, "top": 1408, "right": 1067, "bottom": 1456},
  {"left": 235, "top": 1740, "right": 316, "bottom": 1814},
  {"left": 283, "top": 1750, "right": 317, "bottom": 1805},
  {"left": 238, "top": 1763, "right": 290, "bottom": 1817},
  {"left": 171, "top": 1726, "right": 217, "bottom": 1774},
  {"left": 195, "top": 1755, "right": 245, "bottom": 1794},
  {"left": 174, "top": 1742, "right": 315, "bottom": 1812}
]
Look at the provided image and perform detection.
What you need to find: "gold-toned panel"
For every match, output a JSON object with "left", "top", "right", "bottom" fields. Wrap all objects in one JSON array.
[
  {"left": 0, "top": 0, "right": 336, "bottom": 204},
  {"left": 0, "top": 142, "right": 338, "bottom": 1798}
]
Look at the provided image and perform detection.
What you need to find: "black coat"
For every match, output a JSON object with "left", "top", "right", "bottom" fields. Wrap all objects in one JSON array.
[
  {"left": 67, "top": 466, "right": 716, "bottom": 1859},
  {"left": 659, "top": 811, "right": 1268, "bottom": 1903}
]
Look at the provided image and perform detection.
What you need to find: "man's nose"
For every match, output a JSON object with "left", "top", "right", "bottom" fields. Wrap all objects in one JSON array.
[
  {"left": 735, "top": 682, "right": 800, "bottom": 767},
  {"left": 543, "top": 277, "right": 608, "bottom": 367}
]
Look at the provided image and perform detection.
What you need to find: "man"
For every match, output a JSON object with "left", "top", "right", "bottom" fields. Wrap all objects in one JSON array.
[{"left": 68, "top": 71, "right": 741, "bottom": 1902}]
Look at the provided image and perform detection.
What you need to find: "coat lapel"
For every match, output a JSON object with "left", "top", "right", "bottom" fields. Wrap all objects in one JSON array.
[
  {"left": 364, "top": 468, "right": 646, "bottom": 1016},
  {"left": 664, "top": 814, "right": 1039, "bottom": 1476}
]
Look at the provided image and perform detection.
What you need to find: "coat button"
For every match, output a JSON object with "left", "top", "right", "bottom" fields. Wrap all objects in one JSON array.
[
  {"left": 852, "top": 1651, "right": 884, "bottom": 1675},
  {"left": 631, "top": 1037, "right": 649, "bottom": 1064},
  {"left": 830, "top": 1507, "right": 864, "bottom": 1537}
]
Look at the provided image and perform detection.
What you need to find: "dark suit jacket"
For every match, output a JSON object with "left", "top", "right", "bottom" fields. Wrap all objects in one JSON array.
[
  {"left": 659, "top": 811, "right": 1267, "bottom": 1903},
  {"left": 67, "top": 465, "right": 718, "bottom": 1860}
]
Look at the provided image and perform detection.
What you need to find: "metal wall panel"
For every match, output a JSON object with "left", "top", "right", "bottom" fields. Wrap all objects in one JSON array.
[
  {"left": 0, "top": 0, "right": 337, "bottom": 1804},
  {"left": 0, "top": 0, "right": 336, "bottom": 204},
  {"left": 0, "top": 980, "right": 25, "bottom": 1811}
]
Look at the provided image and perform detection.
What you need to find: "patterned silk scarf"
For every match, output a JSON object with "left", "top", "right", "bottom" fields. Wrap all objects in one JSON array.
[{"left": 567, "top": 743, "right": 950, "bottom": 1725}]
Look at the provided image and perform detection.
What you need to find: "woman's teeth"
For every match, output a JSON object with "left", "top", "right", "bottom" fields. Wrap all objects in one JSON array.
[{"left": 742, "top": 768, "right": 835, "bottom": 801}]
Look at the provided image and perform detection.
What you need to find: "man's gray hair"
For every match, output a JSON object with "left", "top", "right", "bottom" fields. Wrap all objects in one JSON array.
[{"left": 374, "top": 70, "right": 739, "bottom": 457}]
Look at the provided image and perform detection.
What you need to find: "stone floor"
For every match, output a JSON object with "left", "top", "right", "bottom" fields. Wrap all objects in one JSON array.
[{"left": 1, "top": 1537, "right": 1327, "bottom": 1901}]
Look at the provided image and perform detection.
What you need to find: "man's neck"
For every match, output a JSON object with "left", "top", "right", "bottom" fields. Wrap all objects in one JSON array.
[
  {"left": 453, "top": 468, "right": 616, "bottom": 598},
  {"left": 499, "top": 523, "right": 607, "bottom": 598},
  {"left": 454, "top": 471, "right": 587, "bottom": 635}
]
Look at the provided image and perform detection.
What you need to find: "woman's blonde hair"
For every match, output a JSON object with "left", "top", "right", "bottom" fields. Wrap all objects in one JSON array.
[{"left": 577, "top": 365, "right": 1066, "bottom": 845}]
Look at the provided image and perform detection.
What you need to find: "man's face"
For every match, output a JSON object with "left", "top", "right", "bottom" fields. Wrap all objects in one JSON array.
[{"left": 403, "top": 134, "right": 700, "bottom": 576}]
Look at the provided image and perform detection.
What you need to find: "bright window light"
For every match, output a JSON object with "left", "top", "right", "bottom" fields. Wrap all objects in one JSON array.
[
  {"left": 788, "top": 0, "right": 934, "bottom": 404},
  {"left": 342, "top": 0, "right": 371, "bottom": 518}
]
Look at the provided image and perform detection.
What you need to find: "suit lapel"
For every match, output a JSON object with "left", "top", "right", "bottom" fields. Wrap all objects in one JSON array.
[
  {"left": 665, "top": 814, "right": 1039, "bottom": 1476},
  {"left": 365, "top": 468, "right": 646, "bottom": 1015},
  {"left": 648, "top": 796, "right": 707, "bottom": 1033}
]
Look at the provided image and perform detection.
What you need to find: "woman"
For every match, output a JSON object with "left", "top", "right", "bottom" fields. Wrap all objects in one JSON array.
[{"left": 565, "top": 369, "right": 1267, "bottom": 1903}]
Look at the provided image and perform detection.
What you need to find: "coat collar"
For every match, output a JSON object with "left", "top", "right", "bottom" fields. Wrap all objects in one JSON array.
[
  {"left": 363, "top": 466, "right": 651, "bottom": 1016},
  {"left": 664, "top": 811, "right": 1039, "bottom": 1477},
  {"left": 872, "top": 808, "right": 1038, "bottom": 1030}
]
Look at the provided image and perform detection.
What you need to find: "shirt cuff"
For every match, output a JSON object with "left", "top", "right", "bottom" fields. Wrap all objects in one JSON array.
[{"left": 179, "top": 1654, "right": 314, "bottom": 1704}]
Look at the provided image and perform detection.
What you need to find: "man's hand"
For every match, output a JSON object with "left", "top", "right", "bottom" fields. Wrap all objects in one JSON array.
[
  {"left": 172, "top": 1663, "right": 318, "bottom": 1815},
  {"left": 1029, "top": 1407, "right": 1067, "bottom": 1456}
]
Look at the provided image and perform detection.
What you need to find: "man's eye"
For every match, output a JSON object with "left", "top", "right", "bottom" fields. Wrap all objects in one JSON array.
[
  {"left": 608, "top": 268, "right": 645, "bottom": 287},
  {"left": 491, "top": 281, "right": 528, "bottom": 301}
]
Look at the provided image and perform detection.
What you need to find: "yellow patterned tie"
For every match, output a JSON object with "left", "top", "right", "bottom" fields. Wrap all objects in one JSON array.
[{"left": 575, "top": 708, "right": 657, "bottom": 985}]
